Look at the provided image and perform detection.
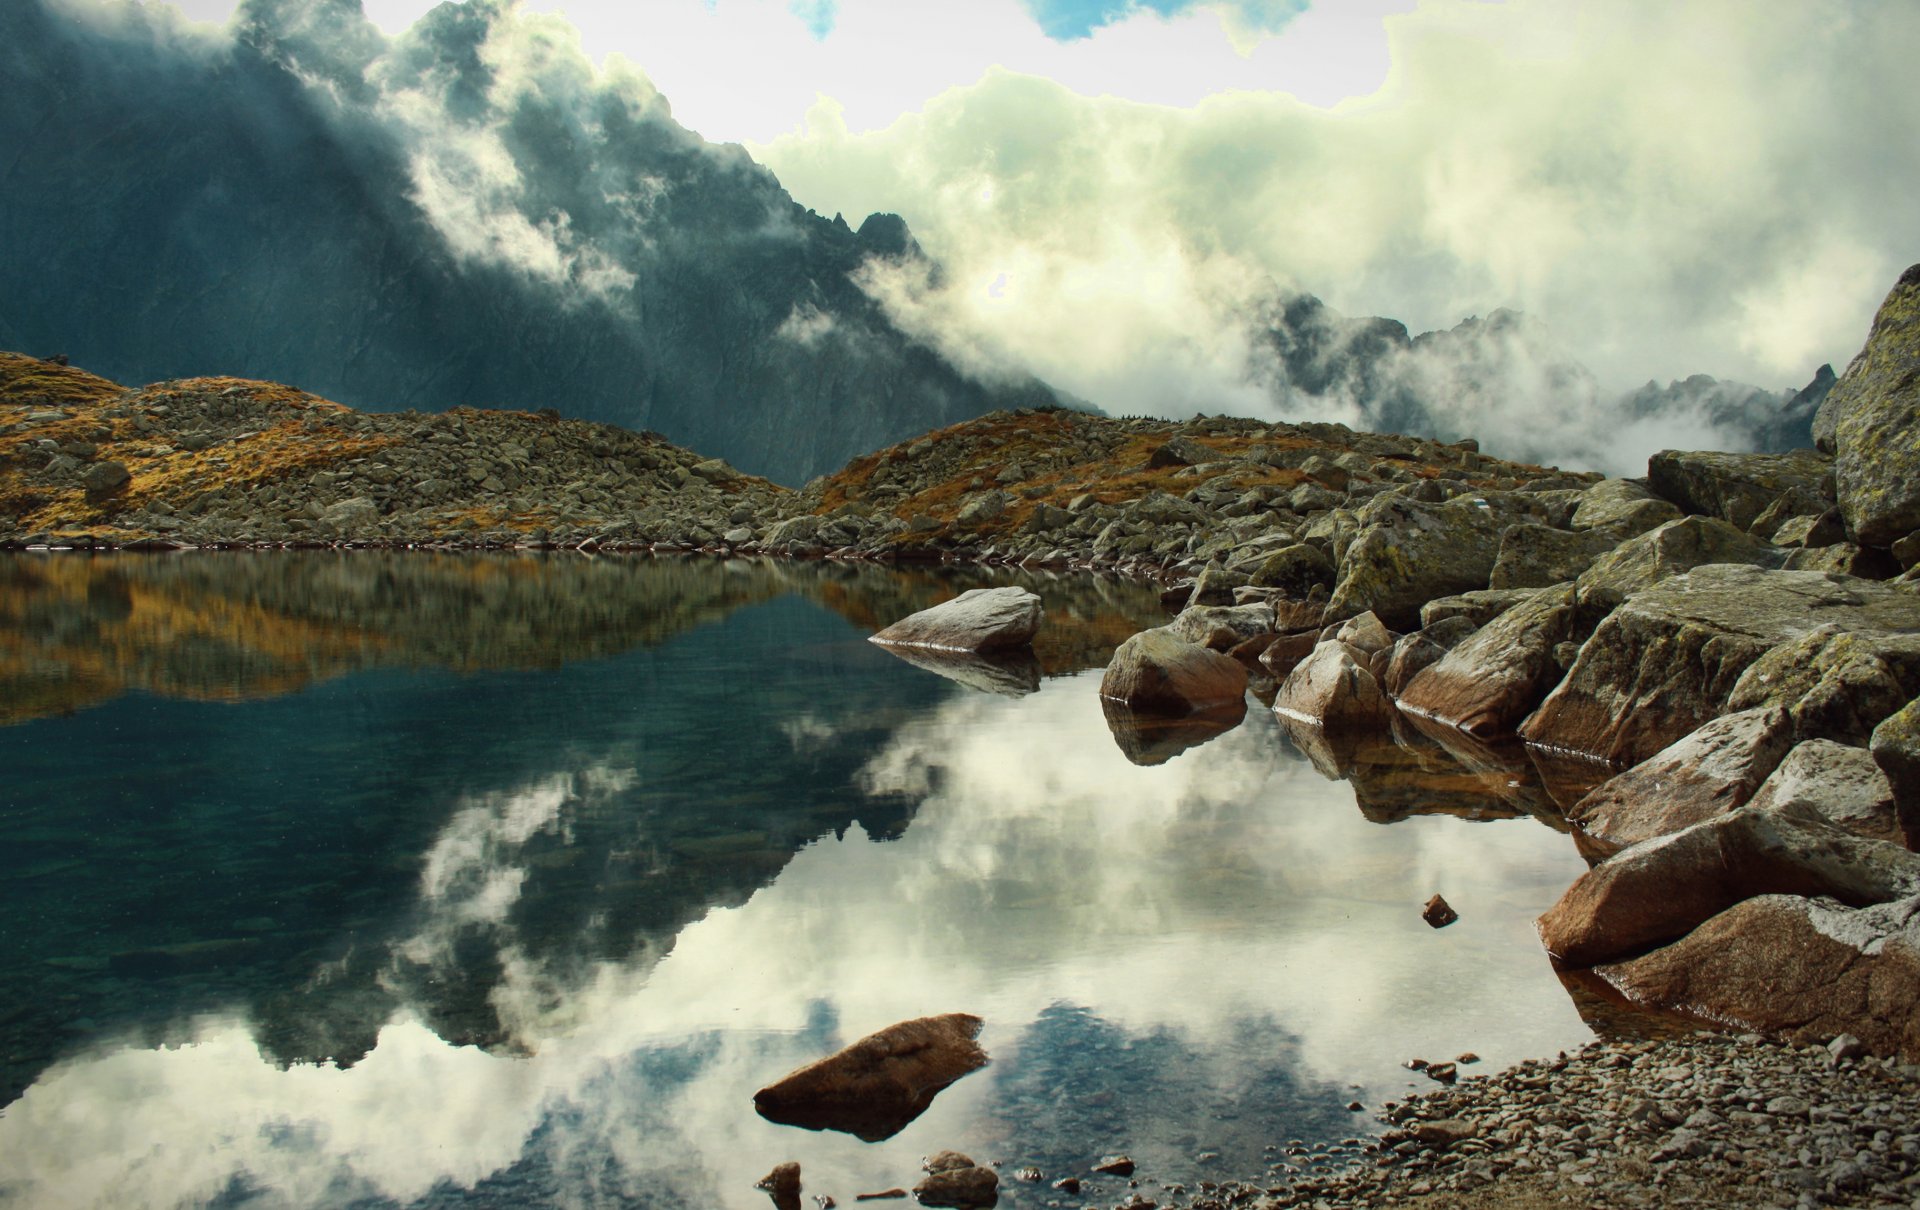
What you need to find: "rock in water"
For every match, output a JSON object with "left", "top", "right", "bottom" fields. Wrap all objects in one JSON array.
[
  {"left": 868, "top": 588, "right": 1042, "bottom": 653},
  {"left": 756, "top": 1163, "right": 803, "bottom": 1210},
  {"left": 1397, "top": 584, "right": 1577, "bottom": 736},
  {"left": 912, "top": 1162, "right": 999, "bottom": 1209},
  {"left": 1826, "top": 264, "right": 1920, "bottom": 545},
  {"left": 1100, "top": 628, "right": 1248, "bottom": 715},
  {"left": 1422, "top": 894, "right": 1459, "bottom": 928},
  {"left": 753, "top": 1014, "right": 989, "bottom": 1142},
  {"left": 1273, "top": 640, "right": 1395, "bottom": 730}
]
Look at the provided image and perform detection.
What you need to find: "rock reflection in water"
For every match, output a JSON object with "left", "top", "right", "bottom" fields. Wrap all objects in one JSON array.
[
  {"left": 876, "top": 644, "right": 1042, "bottom": 697},
  {"left": 1101, "top": 696, "right": 1248, "bottom": 766}
]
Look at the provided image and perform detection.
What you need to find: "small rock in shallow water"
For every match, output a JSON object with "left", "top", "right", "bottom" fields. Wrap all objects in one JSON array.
[
  {"left": 755, "top": 1162, "right": 802, "bottom": 1210},
  {"left": 1093, "top": 1155, "right": 1137, "bottom": 1177},
  {"left": 1422, "top": 894, "right": 1459, "bottom": 928}
]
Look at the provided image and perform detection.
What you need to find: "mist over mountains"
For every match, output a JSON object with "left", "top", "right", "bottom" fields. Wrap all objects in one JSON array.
[
  {"left": 2, "top": 0, "right": 1826, "bottom": 482},
  {"left": 0, "top": 0, "right": 1057, "bottom": 485}
]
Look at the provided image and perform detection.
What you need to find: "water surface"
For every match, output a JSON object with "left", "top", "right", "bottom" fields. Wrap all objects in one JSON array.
[{"left": 0, "top": 553, "right": 1594, "bottom": 1209}]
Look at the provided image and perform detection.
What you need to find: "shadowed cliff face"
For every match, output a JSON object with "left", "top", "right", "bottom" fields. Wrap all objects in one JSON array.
[{"left": 0, "top": 0, "right": 1059, "bottom": 486}]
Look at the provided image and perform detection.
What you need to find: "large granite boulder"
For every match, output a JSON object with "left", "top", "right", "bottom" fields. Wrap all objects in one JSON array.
[
  {"left": 1419, "top": 587, "right": 1544, "bottom": 630},
  {"left": 1565, "top": 707, "right": 1795, "bottom": 856},
  {"left": 1274, "top": 640, "right": 1396, "bottom": 730},
  {"left": 1249, "top": 542, "right": 1335, "bottom": 595},
  {"left": 1101, "top": 628, "right": 1248, "bottom": 715},
  {"left": 869, "top": 587, "right": 1042, "bottom": 653},
  {"left": 1647, "top": 449, "right": 1834, "bottom": 534},
  {"left": 1161, "top": 602, "right": 1276, "bottom": 653},
  {"left": 1539, "top": 803, "right": 1920, "bottom": 967},
  {"left": 1871, "top": 698, "right": 1920, "bottom": 846},
  {"left": 1380, "top": 615, "right": 1478, "bottom": 698},
  {"left": 1595, "top": 893, "right": 1920, "bottom": 1061},
  {"left": 1488, "top": 524, "right": 1619, "bottom": 590},
  {"left": 754, "top": 1013, "right": 990, "bottom": 1142},
  {"left": 1749, "top": 739, "right": 1904, "bottom": 846},
  {"left": 1573, "top": 515, "right": 1784, "bottom": 615},
  {"left": 1521, "top": 565, "right": 1920, "bottom": 767},
  {"left": 1324, "top": 493, "right": 1516, "bottom": 630},
  {"left": 1569, "top": 478, "right": 1682, "bottom": 539},
  {"left": 1397, "top": 584, "right": 1578, "bottom": 737},
  {"left": 1724, "top": 623, "right": 1920, "bottom": 747},
  {"left": 1825, "top": 265, "right": 1920, "bottom": 546}
]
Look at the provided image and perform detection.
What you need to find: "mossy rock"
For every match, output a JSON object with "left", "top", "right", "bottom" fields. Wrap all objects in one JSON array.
[{"left": 1827, "top": 265, "right": 1920, "bottom": 546}]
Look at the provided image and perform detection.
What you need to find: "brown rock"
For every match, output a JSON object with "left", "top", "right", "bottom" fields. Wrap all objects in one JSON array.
[
  {"left": 869, "top": 587, "right": 1042, "bottom": 653},
  {"left": 912, "top": 1165, "right": 999, "bottom": 1209},
  {"left": 1257, "top": 629, "right": 1318, "bottom": 678},
  {"left": 1725, "top": 623, "right": 1920, "bottom": 747},
  {"left": 1274, "top": 640, "right": 1395, "bottom": 731},
  {"left": 1397, "top": 583, "right": 1577, "bottom": 737},
  {"left": 1161, "top": 603, "right": 1275, "bottom": 653},
  {"left": 1538, "top": 803, "right": 1920, "bottom": 966},
  {"left": 1566, "top": 707, "right": 1795, "bottom": 857},
  {"left": 1422, "top": 894, "right": 1459, "bottom": 928},
  {"left": 1101, "top": 628, "right": 1249, "bottom": 715},
  {"left": 1380, "top": 616, "right": 1477, "bottom": 698},
  {"left": 753, "top": 1014, "right": 989, "bottom": 1142},
  {"left": 1596, "top": 892, "right": 1920, "bottom": 1061},
  {"left": 757, "top": 1163, "right": 803, "bottom": 1210},
  {"left": 1748, "top": 739, "right": 1903, "bottom": 846},
  {"left": 1093, "top": 1156, "right": 1136, "bottom": 1177}
]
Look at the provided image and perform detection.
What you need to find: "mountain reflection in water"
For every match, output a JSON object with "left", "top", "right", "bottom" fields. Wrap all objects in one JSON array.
[{"left": 0, "top": 553, "right": 1593, "bottom": 1210}]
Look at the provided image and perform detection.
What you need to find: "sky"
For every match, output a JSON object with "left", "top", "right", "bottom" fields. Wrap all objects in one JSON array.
[{"left": 131, "top": 0, "right": 1920, "bottom": 465}]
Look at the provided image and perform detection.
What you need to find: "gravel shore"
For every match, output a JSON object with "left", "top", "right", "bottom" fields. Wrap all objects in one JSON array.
[{"left": 1109, "top": 1032, "right": 1920, "bottom": 1210}]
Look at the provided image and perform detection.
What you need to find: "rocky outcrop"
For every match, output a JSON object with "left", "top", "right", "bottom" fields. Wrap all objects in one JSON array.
[
  {"left": 1160, "top": 602, "right": 1276, "bottom": 654},
  {"left": 1099, "top": 628, "right": 1249, "bottom": 715},
  {"left": 1595, "top": 893, "right": 1920, "bottom": 1062},
  {"left": 1572, "top": 515, "right": 1784, "bottom": 614},
  {"left": 1397, "top": 583, "right": 1578, "bottom": 736},
  {"left": 1748, "top": 739, "right": 1904, "bottom": 846},
  {"left": 1521, "top": 565, "right": 1920, "bottom": 767},
  {"left": 1724, "top": 623, "right": 1920, "bottom": 747},
  {"left": 1538, "top": 803, "right": 1920, "bottom": 967},
  {"left": 868, "top": 586, "right": 1043, "bottom": 653},
  {"left": 1565, "top": 707, "right": 1796, "bottom": 857},
  {"left": 1646, "top": 449, "right": 1833, "bottom": 534},
  {"left": 1825, "top": 265, "right": 1920, "bottom": 546},
  {"left": 753, "top": 1013, "right": 989, "bottom": 1142},
  {"left": 1324, "top": 493, "right": 1520, "bottom": 630}
]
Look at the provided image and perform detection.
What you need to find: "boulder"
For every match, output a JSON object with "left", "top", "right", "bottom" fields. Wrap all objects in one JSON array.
[
  {"left": 1488, "top": 524, "right": 1619, "bottom": 589},
  {"left": 319, "top": 496, "right": 379, "bottom": 531},
  {"left": 1725, "top": 623, "right": 1920, "bottom": 746},
  {"left": 1749, "top": 740, "right": 1903, "bottom": 846},
  {"left": 1100, "top": 628, "right": 1248, "bottom": 715},
  {"left": 1334, "top": 611, "right": 1394, "bottom": 656},
  {"left": 1381, "top": 616, "right": 1478, "bottom": 698},
  {"left": 1573, "top": 515, "right": 1785, "bottom": 614},
  {"left": 1565, "top": 707, "right": 1795, "bottom": 856},
  {"left": 1258, "top": 629, "right": 1319, "bottom": 679},
  {"left": 869, "top": 587, "right": 1042, "bottom": 653},
  {"left": 1324, "top": 494, "right": 1513, "bottom": 630},
  {"left": 914, "top": 1162, "right": 1000, "bottom": 1209},
  {"left": 1397, "top": 583, "right": 1578, "bottom": 737},
  {"left": 1419, "top": 587, "right": 1543, "bottom": 630},
  {"left": 80, "top": 459, "right": 130, "bottom": 500},
  {"left": 1828, "top": 265, "right": 1920, "bottom": 545},
  {"left": 753, "top": 1013, "right": 989, "bottom": 1142},
  {"left": 1539, "top": 803, "right": 1920, "bottom": 966},
  {"left": 1782, "top": 542, "right": 1901, "bottom": 579},
  {"left": 1148, "top": 434, "right": 1211, "bottom": 469},
  {"left": 1274, "top": 640, "right": 1396, "bottom": 730},
  {"left": 1521, "top": 565, "right": 1920, "bottom": 767},
  {"left": 1771, "top": 510, "right": 1847, "bottom": 549},
  {"left": 955, "top": 490, "right": 1011, "bottom": 527},
  {"left": 1162, "top": 603, "right": 1275, "bottom": 653},
  {"left": 1594, "top": 893, "right": 1920, "bottom": 1062},
  {"left": 755, "top": 1163, "right": 803, "bottom": 1210},
  {"left": 1570, "top": 478, "right": 1682, "bottom": 539},
  {"left": 1187, "top": 559, "right": 1247, "bottom": 606},
  {"left": 1248, "top": 542, "right": 1335, "bottom": 595},
  {"left": 1646, "top": 448, "right": 1833, "bottom": 534},
  {"left": 1871, "top": 698, "right": 1920, "bottom": 846}
]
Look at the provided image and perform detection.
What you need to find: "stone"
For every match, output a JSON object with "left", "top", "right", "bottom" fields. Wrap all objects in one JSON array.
[
  {"left": 1570, "top": 478, "right": 1682, "bottom": 539},
  {"left": 1101, "top": 629, "right": 1249, "bottom": 715},
  {"left": 1595, "top": 892, "right": 1920, "bottom": 1062},
  {"left": 80, "top": 459, "right": 130, "bottom": 499},
  {"left": 1334, "top": 610, "right": 1394, "bottom": 656},
  {"left": 1783, "top": 542, "right": 1901, "bottom": 579},
  {"left": 1161, "top": 603, "right": 1275, "bottom": 653},
  {"left": 1726, "top": 623, "right": 1920, "bottom": 747},
  {"left": 1093, "top": 1156, "right": 1136, "bottom": 1177},
  {"left": 912, "top": 1165, "right": 998, "bottom": 1209},
  {"left": 1398, "top": 583, "right": 1578, "bottom": 737},
  {"left": 1257, "top": 630, "right": 1319, "bottom": 679},
  {"left": 1573, "top": 515, "right": 1785, "bottom": 614},
  {"left": 1647, "top": 448, "right": 1834, "bottom": 533},
  {"left": 1274, "top": 640, "right": 1396, "bottom": 730},
  {"left": 869, "top": 587, "right": 1042, "bottom": 653},
  {"left": 319, "top": 496, "right": 378, "bottom": 530},
  {"left": 1381, "top": 616, "right": 1478, "bottom": 698},
  {"left": 1488, "top": 524, "right": 1619, "bottom": 589},
  {"left": 1325, "top": 493, "right": 1514, "bottom": 630},
  {"left": 757, "top": 1163, "right": 803, "bottom": 1210},
  {"left": 1418, "top": 588, "right": 1542, "bottom": 630},
  {"left": 1147, "top": 434, "right": 1210, "bottom": 468},
  {"left": 1566, "top": 707, "right": 1796, "bottom": 856},
  {"left": 955, "top": 491, "right": 1010, "bottom": 526},
  {"left": 753, "top": 1014, "right": 989, "bottom": 1142},
  {"left": 1748, "top": 740, "right": 1903, "bottom": 846},
  {"left": 1422, "top": 894, "right": 1459, "bottom": 928},
  {"left": 1871, "top": 698, "right": 1920, "bottom": 846},
  {"left": 1187, "top": 560, "right": 1246, "bottom": 606},
  {"left": 1539, "top": 803, "right": 1920, "bottom": 966},
  {"left": 1828, "top": 265, "right": 1920, "bottom": 545},
  {"left": 1248, "top": 542, "right": 1334, "bottom": 595},
  {"left": 1411, "top": 1119, "right": 1476, "bottom": 1149},
  {"left": 923, "top": 1152, "right": 975, "bottom": 1175},
  {"left": 1772, "top": 510, "right": 1847, "bottom": 549},
  {"left": 1521, "top": 565, "right": 1920, "bottom": 767}
]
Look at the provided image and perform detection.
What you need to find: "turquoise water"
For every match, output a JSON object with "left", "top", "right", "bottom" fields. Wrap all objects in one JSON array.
[{"left": 0, "top": 553, "right": 1594, "bottom": 1209}]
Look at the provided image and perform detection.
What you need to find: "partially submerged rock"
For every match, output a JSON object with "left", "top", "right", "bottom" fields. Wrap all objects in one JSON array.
[
  {"left": 1274, "top": 640, "right": 1395, "bottom": 730},
  {"left": 869, "top": 587, "right": 1042, "bottom": 653},
  {"left": 756, "top": 1163, "right": 803, "bottom": 1210},
  {"left": 1398, "top": 583, "right": 1578, "bottom": 737},
  {"left": 1565, "top": 707, "right": 1795, "bottom": 857},
  {"left": 1100, "top": 628, "right": 1248, "bottom": 715},
  {"left": 1539, "top": 803, "right": 1920, "bottom": 967},
  {"left": 754, "top": 1014, "right": 989, "bottom": 1142},
  {"left": 913, "top": 1153, "right": 999, "bottom": 1209}
]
